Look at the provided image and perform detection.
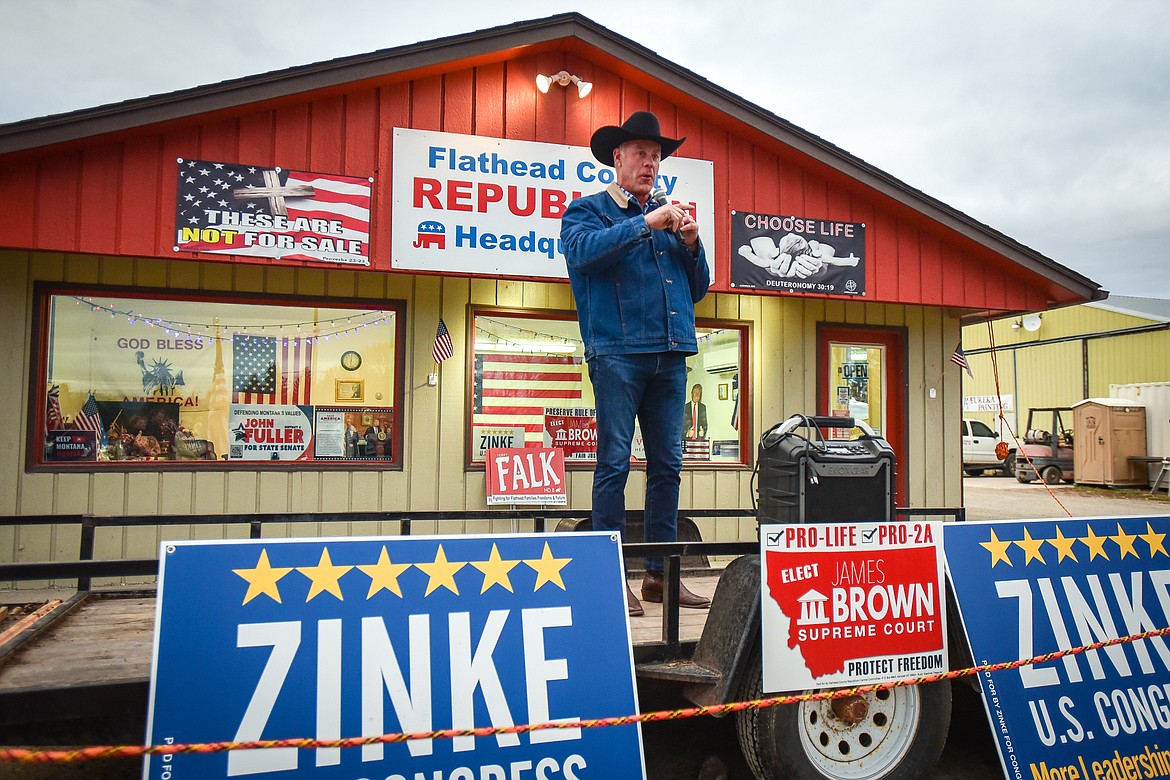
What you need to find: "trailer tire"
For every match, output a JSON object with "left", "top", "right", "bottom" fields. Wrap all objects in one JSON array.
[{"left": 734, "top": 644, "right": 951, "bottom": 780}]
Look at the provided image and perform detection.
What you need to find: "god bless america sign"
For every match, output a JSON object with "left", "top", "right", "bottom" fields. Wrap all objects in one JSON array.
[
  {"left": 391, "top": 128, "right": 715, "bottom": 280},
  {"left": 144, "top": 533, "right": 645, "bottom": 779}
]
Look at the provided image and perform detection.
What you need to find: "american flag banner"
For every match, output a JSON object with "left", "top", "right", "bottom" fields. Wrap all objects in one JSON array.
[
  {"left": 175, "top": 159, "right": 372, "bottom": 267},
  {"left": 950, "top": 342, "right": 974, "bottom": 378},
  {"left": 73, "top": 393, "right": 107, "bottom": 445},
  {"left": 232, "top": 335, "right": 314, "bottom": 405},
  {"left": 432, "top": 318, "right": 454, "bottom": 364},
  {"left": 474, "top": 353, "right": 583, "bottom": 446},
  {"left": 46, "top": 384, "right": 64, "bottom": 433}
]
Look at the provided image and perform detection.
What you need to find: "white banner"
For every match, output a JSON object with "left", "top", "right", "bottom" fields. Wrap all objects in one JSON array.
[
  {"left": 962, "top": 394, "right": 1013, "bottom": 412},
  {"left": 392, "top": 128, "right": 715, "bottom": 280}
]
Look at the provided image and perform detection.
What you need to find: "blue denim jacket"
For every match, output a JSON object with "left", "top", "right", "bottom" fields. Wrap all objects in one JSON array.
[{"left": 561, "top": 184, "right": 710, "bottom": 359}]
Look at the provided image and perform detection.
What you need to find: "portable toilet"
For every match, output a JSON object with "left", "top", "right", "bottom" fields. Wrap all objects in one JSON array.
[{"left": 1073, "top": 398, "right": 1147, "bottom": 486}]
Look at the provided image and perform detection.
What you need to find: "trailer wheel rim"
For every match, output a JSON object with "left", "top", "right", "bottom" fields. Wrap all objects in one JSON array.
[{"left": 797, "top": 686, "right": 920, "bottom": 779}]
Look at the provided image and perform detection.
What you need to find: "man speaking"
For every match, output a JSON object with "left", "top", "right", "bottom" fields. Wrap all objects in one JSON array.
[{"left": 560, "top": 111, "right": 711, "bottom": 617}]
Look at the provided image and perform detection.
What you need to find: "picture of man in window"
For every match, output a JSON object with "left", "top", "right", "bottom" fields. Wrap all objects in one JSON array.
[
  {"left": 344, "top": 414, "right": 360, "bottom": 459},
  {"left": 363, "top": 417, "right": 389, "bottom": 459},
  {"left": 684, "top": 383, "right": 707, "bottom": 440}
]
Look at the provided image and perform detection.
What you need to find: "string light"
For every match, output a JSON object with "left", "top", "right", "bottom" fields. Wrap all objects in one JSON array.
[{"left": 69, "top": 296, "right": 394, "bottom": 344}]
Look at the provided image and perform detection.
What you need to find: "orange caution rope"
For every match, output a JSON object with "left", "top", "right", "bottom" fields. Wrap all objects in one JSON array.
[{"left": 3, "top": 625, "right": 1167, "bottom": 764}]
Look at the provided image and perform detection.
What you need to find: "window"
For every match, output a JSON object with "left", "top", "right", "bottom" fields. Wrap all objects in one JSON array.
[
  {"left": 969, "top": 420, "right": 996, "bottom": 438},
  {"left": 826, "top": 342, "right": 886, "bottom": 438},
  {"left": 467, "top": 309, "right": 748, "bottom": 467},
  {"left": 32, "top": 284, "right": 405, "bottom": 469}
]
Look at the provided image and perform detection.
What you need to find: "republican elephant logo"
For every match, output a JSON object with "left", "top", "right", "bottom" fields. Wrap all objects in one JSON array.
[{"left": 414, "top": 221, "right": 446, "bottom": 249}]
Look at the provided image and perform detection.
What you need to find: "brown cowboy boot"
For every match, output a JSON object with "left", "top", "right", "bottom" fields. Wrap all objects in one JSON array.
[
  {"left": 626, "top": 581, "right": 644, "bottom": 617},
  {"left": 641, "top": 570, "right": 711, "bottom": 609}
]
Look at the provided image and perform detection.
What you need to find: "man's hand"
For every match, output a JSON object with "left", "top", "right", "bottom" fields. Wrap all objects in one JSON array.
[
  {"left": 647, "top": 203, "right": 700, "bottom": 250},
  {"left": 645, "top": 202, "right": 686, "bottom": 233}
]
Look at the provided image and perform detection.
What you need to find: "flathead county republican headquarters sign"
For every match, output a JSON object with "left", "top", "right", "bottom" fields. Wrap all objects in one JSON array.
[
  {"left": 946, "top": 516, "right": 1170, "bottom": 780},
  {"left": 145, "top": 532, "right": 645, "bottom": 779},
  {"left": 390, "top": 128, "right": 715, "bottom": 282}
]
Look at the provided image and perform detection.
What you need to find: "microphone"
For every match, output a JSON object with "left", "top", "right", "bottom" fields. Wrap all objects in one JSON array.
[{"left": 649, "top": 187, "right": 685, "bottom": 243}]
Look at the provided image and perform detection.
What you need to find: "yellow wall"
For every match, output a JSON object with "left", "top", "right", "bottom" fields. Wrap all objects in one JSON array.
[
  {"left": 0, "top": 251, "right": 962, "bottom": 568},
  {"left": 961, "top": 303, "right": 1170, "bottom": 434}
]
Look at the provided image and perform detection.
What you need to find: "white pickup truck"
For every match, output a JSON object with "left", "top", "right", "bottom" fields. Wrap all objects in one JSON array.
[{"left": 962, "top": 417, "right": 1014, "bottom": 476}]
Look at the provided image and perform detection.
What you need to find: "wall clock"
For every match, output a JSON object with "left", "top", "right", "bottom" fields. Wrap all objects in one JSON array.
[{"left": 340, "top": 350, "right": 362, "bottom": 371}]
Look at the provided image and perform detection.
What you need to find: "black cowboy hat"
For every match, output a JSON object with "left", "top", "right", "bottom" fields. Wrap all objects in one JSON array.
[{"left": 589, "top": 111, "right": 685, "bottom": 166}]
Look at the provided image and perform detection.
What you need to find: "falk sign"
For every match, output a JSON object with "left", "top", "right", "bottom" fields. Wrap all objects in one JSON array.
[
  {"left": 144, "top": 533, "right": 645, "bottom": 779},
  {"left": 485, "top": 447, "right": 567, "bottom": 506},
  {"left": 391, "top": 127, "right": 715, "bottom": 281},
  {"left": 760, "top": 520, "right": 947, "bottom": 691}
]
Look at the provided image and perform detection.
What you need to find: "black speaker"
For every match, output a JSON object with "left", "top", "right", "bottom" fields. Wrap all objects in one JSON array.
[{"left": 756, "top": 416, "right": 895, "bottom": 525}]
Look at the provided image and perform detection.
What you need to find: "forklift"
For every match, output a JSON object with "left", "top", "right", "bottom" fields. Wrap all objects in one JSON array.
[{"left": 1013, "top": 407, "right": 1075, "bottom": 485}]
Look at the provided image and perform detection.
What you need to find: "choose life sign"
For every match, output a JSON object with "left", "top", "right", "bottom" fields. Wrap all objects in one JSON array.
[
  {"left": 144, "top": 532, "right": 645, "bottom": 779},
  {"left": 945, "top": 516, "right": 1170, "bottom": 780}
]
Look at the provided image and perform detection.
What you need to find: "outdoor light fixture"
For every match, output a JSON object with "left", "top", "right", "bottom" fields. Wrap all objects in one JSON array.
[{"left": 535, "top": 70, "right": 593, "bottom": 98}]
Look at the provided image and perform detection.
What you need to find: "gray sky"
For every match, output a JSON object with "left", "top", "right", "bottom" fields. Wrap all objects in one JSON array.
[{"left": 2, "top": 0, "right": 1167, "bottom": 300}]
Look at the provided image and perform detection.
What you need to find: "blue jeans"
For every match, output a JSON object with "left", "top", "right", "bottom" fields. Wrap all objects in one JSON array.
[{"left": 587, "top": 352, "right": 687, "bottom": 573}]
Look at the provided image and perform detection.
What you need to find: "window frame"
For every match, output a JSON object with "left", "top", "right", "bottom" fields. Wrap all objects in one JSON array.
[
  {"left": 27, "top": 281, "right": 408, "bottom": 472},
  {"left": 464, "top": 306, "right": 751, "bottom": 471}
]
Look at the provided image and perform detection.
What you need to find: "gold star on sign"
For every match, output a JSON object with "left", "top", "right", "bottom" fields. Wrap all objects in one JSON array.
[
  {"left": 1111, "top": 523, "right": 1139, "bottom": 559},
  {"left": 417, "top": 544, "right": 466, "bottom": 596},
  {"left": 234, "top": 548, "right": 293, "bottom": 605},
  {"left": 1014, "top": 528, "right": 1047, "bottom": 565},
  {"left": 525, "top": 542, "right": 571, "bottom": 591},
  {"left": 1141, "top": 522, "right": 1168, "bottom": 557},
  {"left": 297, "top": 547, "right": 353, "bottom": 602},
  {"left": 472, "top": 543, "right": 521, "bottom": 594},
  {"left": 357, "top": 546, "right": 413, "bottom": 598},
  {"left": 1080, "top": 525, "right": 1110, "bottom": 561},
  {"left": 979, "top": 530, "right": 1013, "bottom": 568},
  {"left": 1046, "top": 526, "right": 1079, "bottom": 563}
]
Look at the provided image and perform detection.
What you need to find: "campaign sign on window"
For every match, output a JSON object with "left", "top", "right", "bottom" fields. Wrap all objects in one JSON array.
[
  {"left": 228, "top": 404, "right": 314, "bottom": 461},
  {"left": 144, "top": 532, "right": 645, "bottom": 779},
  {"left": 485, "top": 447, "right": 567, "bottom": 506},
  {"left": 543, "top": 410, "right": 597, "bottom": 462},
  {"left": 760, "top": 520, "right": 946, "bottom": 692},
  {"left": 945, "top": 516, "right": 1170, "bottom": 780}
]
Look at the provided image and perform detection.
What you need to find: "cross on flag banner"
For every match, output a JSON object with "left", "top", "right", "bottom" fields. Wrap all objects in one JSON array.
[
  {"left": 944, "top": 516, "right": 1170, "bottom": 780},
  {"left": 174, "top": 158, "right": 372, "bottom": 268},
  {"left": 144, "top": 533, "right": 646, "bottom": 779}
]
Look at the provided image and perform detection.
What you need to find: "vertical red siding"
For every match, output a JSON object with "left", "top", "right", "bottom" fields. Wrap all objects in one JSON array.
[
  {"left": 0, "top": 159, "right": 37, "bottom": 247},
  {"left": 35, "top": 154, "right": 81, "bottom": 250},
  {"left": 308, "top": 96, "right": 345, "bottom": 173},
  {"left": 119, "top": 136, "right": 162, "bottom": 256}
]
